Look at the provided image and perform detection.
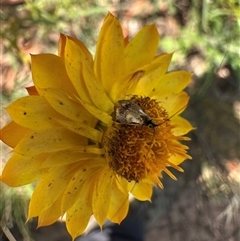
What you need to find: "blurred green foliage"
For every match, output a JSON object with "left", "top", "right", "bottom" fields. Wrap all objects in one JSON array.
[
  {"left": 1, "top": 0, "right": 239, "bottom": 98},
  {"left": 0, "top": 184, "right": 33, "bottom": 240},
  {"left": 1, "top": 0, "right": 239, "bottom": 105},
  {"left": 162, "top": 0, "right": 240, "bottom": 73}
]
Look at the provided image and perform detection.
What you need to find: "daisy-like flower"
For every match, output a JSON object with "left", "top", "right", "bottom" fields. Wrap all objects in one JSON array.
[{"left": 0, "top": 13, "right": 193, "bottom": 239}]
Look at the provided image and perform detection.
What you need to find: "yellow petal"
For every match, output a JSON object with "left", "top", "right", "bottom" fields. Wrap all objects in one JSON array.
[
  {"left": 41, "top": 148, "right": 104, "bottom": 168},
  {"left": 61, "top": 158, "right": 105, "bottom": 212},
  {"left": 126, "top": 53, "right": 174, "bottom": 96},
  {"left": 82, "top": 60, "right": 114, "bottom": 113},
  {"left": 6, "top": 96, "right": 61, "bottom": 130},
  {"left": 68, "top": 35, "right": 93, "bottom": 67},
  {"left": 28, "top": 165, "right": 77, "bottom": 218},
  {"left": 171, "top": 116, "right": 194, "bottom": 136},
  {"left": 92, "top": 166, "right": 113, "bottom": 227},
  {"left": 65, "top": 37, "right": 114, "bottom": 113},
  {"left": 66, "top": 172, "right": 95, "bottom": 239},
  {"left": 41, "top": 87, "right": 96, "bottom": 127},
  {"left": 114, "top": 175, "right": 129, "bottom": 194},
  {"left": 107, "top": 178, "right": 129, "bottom": 224},
  {"left": 124, "top": 24, "right": 159, "bottom": 74},
  {"left": 150, "top": 70, "right": 192, "bottom": 96},
  {"left": 14, "top": 127, "right": 87, "bottom": 156},
  {"left": 130, "top": 181, "right": 153, "bottom": 201},
  {"left": 64, "top": 37, "right": 93, "bottom": 104},
  {"left": 59, "top": 34, "right": 93, "bottom": 67},
  {"left": 169, "top": 153, "right": 189, "bottom": 165},
  {"left": 94, "top": 13, "right": 125, "bottom": 94},
  {"left": 1, "top": 153, "right": 48, "bottom": 186},
  {"left": 0, "top": 121, "right": 31, "bottom": 148},
  {"left": 168, "top": 140, "right": 191, "bottom": 165},
  {"left": 77, "top": 97, "right": 113, "bottom": 127},
  {"left": 38, "top": 192, "right": 64, "bottom": 226},
  {"left": 31, "top": 54, "right": 78, "bottom": 98},
  {"left": 56, "top": 118, "right": 102, "bottom": 143},
  {"left": 159, "top": 91, "right": 190, "bottom": 117}
]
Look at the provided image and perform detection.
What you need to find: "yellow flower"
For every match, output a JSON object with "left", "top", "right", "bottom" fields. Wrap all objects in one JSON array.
[{"left": 0, "top": 13, "right": 193, "bottom": 239}]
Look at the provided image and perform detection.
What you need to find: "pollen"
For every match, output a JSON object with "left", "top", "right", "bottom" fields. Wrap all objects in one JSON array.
[{"left": 103, "top": 96, "right": 185, "bottom": 186}]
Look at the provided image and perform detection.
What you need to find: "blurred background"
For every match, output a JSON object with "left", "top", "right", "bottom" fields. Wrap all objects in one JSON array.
[{"left": 0, "top": 0, "right": 239, "bottom": 240}]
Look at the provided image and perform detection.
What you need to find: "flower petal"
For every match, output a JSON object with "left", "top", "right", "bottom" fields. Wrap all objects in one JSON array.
[
  {"left": 94, "top": 13, "right": 125, "bottom": 94},
  {"left": 168, "top": 140, "right": 191, "bottom": 165},
  {"left": 56, "top": 118, "right": 102, "bottom": 142},
  {"left": 150, "top": 70, "right": 192, "bottom": 96},
  {"left": 82, "top": 59, "right": 114, "bottom": 113},
  {"left": 64, "top": 37, "right": 93, "bottom": 104},
  {"left": 171, "top": 116, "right": 194, "bottom": 136},
  {"left": 31, "top": 54, "right": 78, "bottom": 97},
  {"left": 28, "top": 165, "right": 77, "bottom": 218},
  {"left": 14, "top": 127, "right": 87, "bottom": 156},
  {"left": 92, "top": 166, "right": 113, "bottom": 227},
  {"left": 41, "top": 148, "right": 104, "bottom": 168},
  {"left": 124, "top": 24, "right": 159, "bottom": 74},
  {"left": 38, "top": 193, "right": 64, "bottom": 226},
  {"left": 107, "top": 178, "right": 129, "bottom": 224},
  {"left": 159, "top": 91, "right": 189, "bottom": 117},
  {"left": 114, "top": 175, "right": 129, "bottom": 194},
  {"left": 64, "top": 36, "right": 114, "bottom": 113},
  {"left": 126, "top": 53, "right": 173, "bottom": 96},
  {"left": 41, "top": 88, "right": 96, "bottom": 127},
  {"left": 6, "top": 96, "right": 61, "bottom": 130},
  {"left": 169, "top": 153, "right": 189, "bottom": 165},
  {"left": 62, "top": 158, "right": 105, "bottom": 212},
  {"left": 130, "top": 181, "right": 152, "bottom": 201},
  {"left": 1, "top": 153, "right": 48, "bottom": 186},
  {"left": 59, "top": 34, "right": 93, "bottom": 67},
  {"left": 0, "top": 121, "right": 31, "bottom": 148},
  {"left": 77, "top": 98, "right": 113, "bottom": 126},
  {"left": 66, "top": 178, "right": 93, "bottom": 240}
]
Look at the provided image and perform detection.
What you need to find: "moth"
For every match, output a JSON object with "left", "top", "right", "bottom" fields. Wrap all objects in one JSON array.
[{"left": 112, "top": 99, "right": 158, "bottom": 128}]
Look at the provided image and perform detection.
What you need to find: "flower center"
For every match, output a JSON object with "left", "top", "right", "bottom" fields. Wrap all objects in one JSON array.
[{"left": 103, "top": 96, "right": 181, "bottom": 185}]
